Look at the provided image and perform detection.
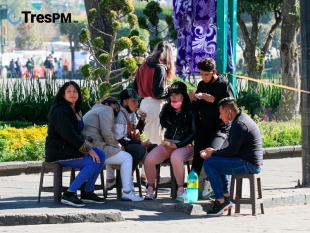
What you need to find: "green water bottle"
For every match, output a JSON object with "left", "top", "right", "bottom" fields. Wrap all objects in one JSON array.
[{"left": 187, "top": 169, "right": 198, "bottom": 203}]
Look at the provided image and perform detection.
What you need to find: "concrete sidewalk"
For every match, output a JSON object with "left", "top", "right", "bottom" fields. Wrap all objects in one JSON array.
[{"left": 0, "top": 157, "right": 309, "bottom": 226}]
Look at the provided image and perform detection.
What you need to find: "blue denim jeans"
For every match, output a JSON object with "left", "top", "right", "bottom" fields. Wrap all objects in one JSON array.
[
  {"left": 203, "top": 157, "right": 261, "bottom": 200},
  {"left": 59, "top": 148, "right": 105, "bottom": 193}
]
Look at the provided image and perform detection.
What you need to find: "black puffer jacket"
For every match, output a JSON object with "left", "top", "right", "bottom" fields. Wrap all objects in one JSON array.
[
  {"left": 159, "top": 103, "right": 198, "bottom": 148},
  {"left": 45, "top": 101, "right": 89, "bottom": 163}
]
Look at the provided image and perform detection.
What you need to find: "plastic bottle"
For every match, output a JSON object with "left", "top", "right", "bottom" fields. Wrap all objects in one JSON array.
[{"left": 187, "top": 169, "right": 198, "bottom": 203}]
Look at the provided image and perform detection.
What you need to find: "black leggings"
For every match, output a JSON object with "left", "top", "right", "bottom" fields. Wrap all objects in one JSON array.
[
  {"left": 126, "top": 143, "right": 157, "bottom": 171},
  {"left": 191, "top": 130, "right": 227, "bottom": 176}
]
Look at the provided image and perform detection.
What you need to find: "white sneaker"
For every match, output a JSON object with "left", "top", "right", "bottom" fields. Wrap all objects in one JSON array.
[
  {"left": 131, "top": 176, "right": 135, "bottom": 193},
  {"left": 106, "top": 179, "right": 116, "bottom": 191},
  {"left": 201, "top": 178, "right": 213, "bottom": 199},
  {"left": 121, "top": 191, "right": 144, "bottom": 202}
]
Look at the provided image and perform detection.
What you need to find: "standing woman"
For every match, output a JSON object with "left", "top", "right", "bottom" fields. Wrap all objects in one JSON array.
[
  {"left": 144, "top": 82, "right": 199, "bottom": 201},
  {"left": 45, "top": 81, "right": 106, "bottom": 207},
  {"left": 133, "top": 41, "right": 175, "bottom": 145}
]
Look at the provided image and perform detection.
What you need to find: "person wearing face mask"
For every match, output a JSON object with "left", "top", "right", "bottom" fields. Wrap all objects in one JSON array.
[
  {"left": 82, "top": 97, "right": 144, "bottom": 201},
  {"left": 144, "top": 82, "right": 199, "bottom": 201},
  {"left": 109, "top": 88, "right": 157, "bottom": 194},
  {"left": 189, "top": 58, "right": 234, "bottom": 199},
  {"left": 200, "top": 97, "right": 263, "bottom": 216}
]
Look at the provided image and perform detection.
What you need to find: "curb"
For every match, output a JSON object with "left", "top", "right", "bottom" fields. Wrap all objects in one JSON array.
[
  {"left": 0, "top": 193, "right": 309, "bottom": 226},
  {"left": 0, "top": 211, "right": 124, "bottom": 226},
  {"left": 115, "top": 192, "right": 310, "bottom": 216}
]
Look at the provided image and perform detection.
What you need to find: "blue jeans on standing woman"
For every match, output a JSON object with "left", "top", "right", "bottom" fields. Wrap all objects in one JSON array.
[
  {"left": 203, "top": 156, "right": 261, "bottom": 200},
  {"left": 59, "top": 148, "right": 105, "bottom": 193}
]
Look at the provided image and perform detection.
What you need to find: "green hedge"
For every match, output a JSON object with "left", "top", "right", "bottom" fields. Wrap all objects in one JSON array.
[{"left": 0, "top": 117, "right": 302, "bottom": 162}]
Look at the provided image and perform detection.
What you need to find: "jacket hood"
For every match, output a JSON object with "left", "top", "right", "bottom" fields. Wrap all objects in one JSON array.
[
  {"left": 146, "top": 57, "right": 160, "bottom": 68},
  {"left": 210, "top": 74, "right": 227, "bottom": 85}
]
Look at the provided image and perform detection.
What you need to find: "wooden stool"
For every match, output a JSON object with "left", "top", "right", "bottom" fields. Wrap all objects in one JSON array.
[
  {"left": 38, "top": 162, "right": 105, "bottom": 203},
  {"left": 38, "top": 162, "right": 73, "bottom": 203},
  {"left": 106, "top": 165, "right": 142, "bottom": 199},
  {"left": 228, "top": 173, "right": 264, "bottom": 216},
  {"left": 155, "top": 159, "right": 191, "bottom": 199}
]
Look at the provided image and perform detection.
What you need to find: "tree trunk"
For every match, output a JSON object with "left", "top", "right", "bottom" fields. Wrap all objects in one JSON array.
[
  {"left": 278, "top": 0, "right": 300, "bottom": 121},
  {"left": 84, "top": 0, "right": 119, "bottom": 74},
  {"left": 238, "top": 9, "right": 282, "bottom": 79},
  {"left": 84, "top": 0, "right": 113, "bottom": 62},
  {"left": 69, "top": 37, "right": 75, "bottom": 73}
]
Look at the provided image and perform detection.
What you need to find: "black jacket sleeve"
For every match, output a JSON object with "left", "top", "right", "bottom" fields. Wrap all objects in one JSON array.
[
  {"left": 152, "top": 65, "right": 170, "bottom": 99},
  {"left": 176, "top": 106, "right": 199, "bottom": 148},
  {"left": 51, "top": 107, "right": 85, "bottom": 150},
  {"left": 136, "top": 119, "right": 146, "bottom": 134},
  {"left": 159, "top": 104, "right": 171, "bottom": 128},
  {"left": 211, "top": 121, "right": 247, "bottom": 157},
  {"left": 213, "top": 82, "right": 235, "bottom": 106}
]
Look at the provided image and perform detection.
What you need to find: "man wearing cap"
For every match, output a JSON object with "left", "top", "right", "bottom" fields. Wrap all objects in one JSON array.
[
  {"left": 107, "top": 88, "right": 157, "bottom": 190},
  {"left": 200, "top": 97, "right": 263, "bottom": 216},
  {"left": 82, "top": 96, "right": 144, "bottom": 201}
]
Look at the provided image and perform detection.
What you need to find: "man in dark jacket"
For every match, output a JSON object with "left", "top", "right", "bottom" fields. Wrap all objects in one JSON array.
[
  {"left": 200, "top": 97, "right": 263, "bottom": 216},
  {"left": 189, "top": 57, "right": 234, "bottom": 199}
]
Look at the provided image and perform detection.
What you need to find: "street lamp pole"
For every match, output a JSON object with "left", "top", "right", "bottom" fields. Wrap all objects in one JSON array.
[{"left": 300, "top": 0, "right": 310, "bottom": 186}]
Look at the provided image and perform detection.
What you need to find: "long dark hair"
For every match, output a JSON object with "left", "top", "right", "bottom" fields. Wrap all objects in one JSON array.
[
  {"left": 54, "top": 81, "right": 83, "bottom": 113},
  {"left": 147, "top": 41, "right": 175, "bottom": 82}
]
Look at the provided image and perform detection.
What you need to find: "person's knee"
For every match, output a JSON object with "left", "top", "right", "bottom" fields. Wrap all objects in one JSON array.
[
  {"left": 127, "top": 144, "right": 146, "bottom": 159},
  {"left": 122, "top": 151, "right": 133, "bottom": 163},
  {"left": 144, "top": 153, "right": 156, "bottom": 165},
  {"left": 203, "top": 158, "right": 212, "bottom": 169},
  {"left": 147, "top": 143, "right": 158, "bottom": 152},
  {"left": 93, "top": 148, "right": 106, "bottom": 164}
]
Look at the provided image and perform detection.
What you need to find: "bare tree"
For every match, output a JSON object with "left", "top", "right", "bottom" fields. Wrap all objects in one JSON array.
[
  {"left": 278, "top": 0, "right": 300, "bottom": 120},
  {"left": 238, "top": 0, "right": 282, "bottom": 79}
]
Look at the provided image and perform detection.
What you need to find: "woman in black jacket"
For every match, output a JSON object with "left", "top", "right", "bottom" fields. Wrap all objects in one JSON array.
[
  {"left": 45, "top": 81, "right": 105, "bottom": 207},
  {"left": 144, "top": 82, "right": 198, "bottom": 201}
]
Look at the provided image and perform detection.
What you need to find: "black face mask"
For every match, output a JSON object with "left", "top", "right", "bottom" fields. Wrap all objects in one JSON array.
[
  {"left": 113, "top": 110, "right": 119, "bottom": 118},
  {"left": 125, "top": 106, "right": 133, "bottom": 114}
]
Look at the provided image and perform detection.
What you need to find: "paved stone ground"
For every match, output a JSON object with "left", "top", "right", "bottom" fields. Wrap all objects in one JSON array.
[
  {"left": 0, "top": 158, "right": 310, "bottom": 226},
  {"left": 1, "top": 205, "right": 310, "bottom": 232}
]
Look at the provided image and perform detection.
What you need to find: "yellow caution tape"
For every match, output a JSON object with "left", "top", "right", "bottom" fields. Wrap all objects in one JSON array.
[{"left": 225, "top": 73, "right": 310, "bottom": 94}]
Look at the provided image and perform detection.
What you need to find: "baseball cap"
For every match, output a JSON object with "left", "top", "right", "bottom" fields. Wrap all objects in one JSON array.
[
  {"left": 170, "top": 81, "right": 187, "bottom": 95},
  {"left": 120, "top": 88, "right": 142, "bottom": 101}
]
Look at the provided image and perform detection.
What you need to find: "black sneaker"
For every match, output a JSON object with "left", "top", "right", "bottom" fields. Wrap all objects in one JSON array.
[
  {"left": 61, "top": 191, "right": 86, "bottom": 207},
  {"left": 207, "top": 198, "right": 233, "bottom": 216},
  {"left": 81, "top": 191, "right": 105, "bottom": 204}
]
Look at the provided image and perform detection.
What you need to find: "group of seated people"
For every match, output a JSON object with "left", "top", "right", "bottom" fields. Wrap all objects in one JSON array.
[{"left": 45, "top": 57, "right": 263, "bottom": 217}]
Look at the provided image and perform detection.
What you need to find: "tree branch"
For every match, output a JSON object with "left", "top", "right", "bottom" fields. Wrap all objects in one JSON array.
[
  {"left": 110, "top": 67, "right": 127, "bottom": 74},
  {"left": 89, "top": 23, "right": 113, "bottom": 39},
  {"left": 237, "top": 14, "right": 251, "bottom": 46},
  {"left": 158, "top": 25, "right": 169, "bottom": 34},
  {"left": 261, "top": 7, "right": 282, "bottom": 55},
  {"left": 112, "top": 56, "right": 126, "bottom": 63},
  {"left": 112, "top": 75, "right": 135, "bottom": 89},
  {"left": 110, "top": 69, "right": 127, "bottom": 80}
]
